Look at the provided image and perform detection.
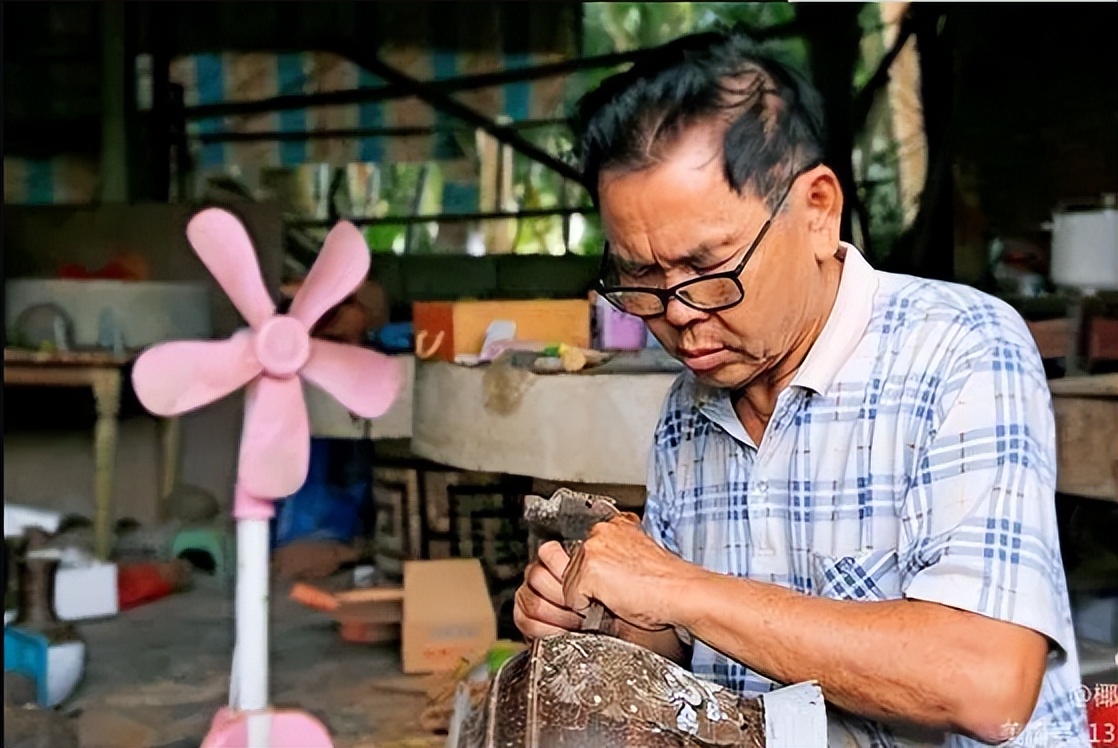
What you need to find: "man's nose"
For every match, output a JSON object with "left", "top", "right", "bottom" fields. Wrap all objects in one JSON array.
[{"left": 663, "top": 295, "right": 707, "bottom": 328}]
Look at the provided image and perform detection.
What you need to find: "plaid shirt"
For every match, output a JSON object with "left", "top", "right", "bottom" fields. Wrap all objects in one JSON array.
[{"left": 643, "top": 245, "right": 1089, "bottom": 747}]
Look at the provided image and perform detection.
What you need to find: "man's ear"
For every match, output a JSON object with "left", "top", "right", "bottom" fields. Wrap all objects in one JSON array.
[{"left": 802, "top": 166, "right": 843, "bottom": 260}]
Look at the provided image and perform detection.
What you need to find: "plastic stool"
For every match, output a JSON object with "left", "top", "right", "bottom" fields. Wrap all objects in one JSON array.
[{"left": 171, "top": 527, "right": 232, "bottom": 579}]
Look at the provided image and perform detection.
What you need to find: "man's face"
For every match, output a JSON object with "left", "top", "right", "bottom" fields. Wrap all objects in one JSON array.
[{"left": 598, "top": 124, "right": 828, "bottom": 391}]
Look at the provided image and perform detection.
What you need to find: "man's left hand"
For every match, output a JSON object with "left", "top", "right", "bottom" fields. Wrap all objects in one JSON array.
[{"left": 561, "top": 514, "right": 703, "bottom": 632}]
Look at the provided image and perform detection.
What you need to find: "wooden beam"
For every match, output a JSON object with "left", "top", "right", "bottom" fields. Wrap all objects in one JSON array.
[
  {"left": 800, "top": 4, "right": 864, "bottom": 249},
  {"left": 347, "top": 52, "right": 585, "bottom": 184},
  {"left": 99, "top": 0, "right": 131, "bottom": 202},
  {"left": 182, "top": 50, "right": 648, "bottom": 120},
  {"left": 180, "top": 19, "right": 804, "bottom": 121},
  {"left": 909, "top": 4, "right": 956, "bottom": 281}
]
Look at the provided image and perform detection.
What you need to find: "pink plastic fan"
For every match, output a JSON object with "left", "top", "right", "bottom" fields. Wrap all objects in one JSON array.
[{"left": 132, "top": 208, "right": 403, "bottom": 748}]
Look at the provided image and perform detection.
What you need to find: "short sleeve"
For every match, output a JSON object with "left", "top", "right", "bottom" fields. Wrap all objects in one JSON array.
[{"left": 899, "top": 320, "right": 1075, "bottom": 657}]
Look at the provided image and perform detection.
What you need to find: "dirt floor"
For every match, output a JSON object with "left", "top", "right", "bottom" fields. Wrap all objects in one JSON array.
[{"left": 7, "top": 573, "right": 439, "bottom": 748}]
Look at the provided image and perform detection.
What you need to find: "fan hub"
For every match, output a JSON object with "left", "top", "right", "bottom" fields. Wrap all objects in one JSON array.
[{"left": 255, "top": 316, "right": 310, "bottom": 378}]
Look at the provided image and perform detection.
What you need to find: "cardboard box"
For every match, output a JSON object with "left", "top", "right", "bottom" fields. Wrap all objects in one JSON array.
[
  {"left": 289, "top": 558, "right": 497, "bottom": 671},
  {"left": 402, "top": 559, "right": 496, "bottom": 674},
  {"left": 413, "top": 299, "right": 590, "bottom": 362}
]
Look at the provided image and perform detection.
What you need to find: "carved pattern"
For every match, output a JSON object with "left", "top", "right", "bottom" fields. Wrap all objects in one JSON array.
[{"left": 456, "top": 632, "right": 765, "bottom": 747}]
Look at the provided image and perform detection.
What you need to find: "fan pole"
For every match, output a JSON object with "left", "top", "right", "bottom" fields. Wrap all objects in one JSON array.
[{"left": 234, "top": 487, "right": 273, "bottom": 746}]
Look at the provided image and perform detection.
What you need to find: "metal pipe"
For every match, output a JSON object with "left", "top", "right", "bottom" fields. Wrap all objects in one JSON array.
[
  {"left": 288, "top": 206, "right": 593, "bottom": 229},
  {"left": 194, "top": 119, "right": 571, "bottom": 144}
]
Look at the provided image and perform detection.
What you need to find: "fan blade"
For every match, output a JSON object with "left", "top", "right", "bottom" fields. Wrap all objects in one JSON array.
[
  {"left": 288, "top": 221, "right": 370, "bottom": 330},
  {"left": 132, "top": 334, "right": 261, "bottom": 416},
  {"left": 187, "top": 208, "right": 276, "bottom": 329},
  {"left": 238, "top": 376, "right": 310, "bottom": 499},
  {"left": 301, "top": 339, "right": 403, "bottom": 419}
]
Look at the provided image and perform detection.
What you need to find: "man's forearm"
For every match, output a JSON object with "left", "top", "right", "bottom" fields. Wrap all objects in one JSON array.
[{"left": 670, "top": 572, "right": 1046, "bottom": 743}]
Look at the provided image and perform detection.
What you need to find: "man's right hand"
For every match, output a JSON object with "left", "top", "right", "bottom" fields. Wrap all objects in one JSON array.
[
  {"left": 512, "top": 538, "right": 692, "bottom": 666},
  {"left": 513, "top": 541, "right": 585, "bottom": 639}
]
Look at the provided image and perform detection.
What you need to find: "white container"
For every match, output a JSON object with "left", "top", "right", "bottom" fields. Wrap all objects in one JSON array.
[
  {"left": 45, "top": 640, "right": 86, "bottom": 708},
  {"left": 5, "top": 278, "right": 212, "bottom": 349},
  {"left": 1049, "top": 197, "right": 1118, "bottom": 293},
  {"left": 4, "top": 504, "right": 62, "bottom": 538},
  {"left": 54, "top": 560, "right": 119, "bottom": 622}
]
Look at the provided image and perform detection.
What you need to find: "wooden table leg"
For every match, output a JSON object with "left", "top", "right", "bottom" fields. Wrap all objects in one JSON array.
[
  {"left": 91, "top": 368, "right": 122, "bottom": 560},
  {"left": 158, "top": 417, "right": 182, "bottom": 520}
]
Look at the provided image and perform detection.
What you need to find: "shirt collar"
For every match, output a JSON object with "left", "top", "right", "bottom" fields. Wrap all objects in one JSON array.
[
  {"left": 694, "top": 243, "right": 878, "bottom": 442},
  {"left": 789, "top": 242, "right": 878, "bottom": 395}
]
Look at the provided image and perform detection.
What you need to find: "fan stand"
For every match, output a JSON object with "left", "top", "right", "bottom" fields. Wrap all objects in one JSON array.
[
  {"left": 200, "top": 487, "right": 332, "bottom": 748},
  {"left": 129, "top": 208, "right": 403, "bottom": 748}
]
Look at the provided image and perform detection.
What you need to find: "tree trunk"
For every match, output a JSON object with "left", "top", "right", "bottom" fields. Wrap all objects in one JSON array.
[{"left": 890, "top": 3, "right": 956, "bottom": 280}]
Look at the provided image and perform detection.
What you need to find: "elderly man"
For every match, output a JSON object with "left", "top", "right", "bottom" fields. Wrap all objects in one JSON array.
[{"left": 513, "top": 31, "right": 1088, "bottom": 747}]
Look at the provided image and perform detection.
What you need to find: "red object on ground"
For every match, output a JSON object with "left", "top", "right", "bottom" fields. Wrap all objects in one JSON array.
[{"left": 117, "top": 562, "right": 178, "bottom": 610}]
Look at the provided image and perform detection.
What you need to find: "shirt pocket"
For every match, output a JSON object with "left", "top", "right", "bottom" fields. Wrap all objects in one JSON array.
[{"left": 810, "top": 548, "right": 902, "bottom": 602}]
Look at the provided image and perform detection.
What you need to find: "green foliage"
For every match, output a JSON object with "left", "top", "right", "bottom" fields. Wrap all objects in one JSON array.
[
  {"left": 853, "top": 4, "right": 888, "bottom": 91},
  {"left": 359, "top": 163, "right": 447, "bottom": 254},
  {"left": 583, "top": 2, "right": 807, "bottom": 69}
]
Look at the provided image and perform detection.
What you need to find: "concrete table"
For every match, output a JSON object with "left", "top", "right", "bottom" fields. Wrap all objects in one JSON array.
[
  {"left": 410, "top": 357, "right": 681, "bottom": 505},
  {"left": 304, "top": 354, "right": 415, "bottom": 441},
  {"left": 412, "top": 359, "right": 1118, "bottom": 508},
  {"left": 1049, "top": 373, "right": 1118, "bottom": 504},
  {"left": 3, "top": 348, "right": 180, "bottom": 559}
]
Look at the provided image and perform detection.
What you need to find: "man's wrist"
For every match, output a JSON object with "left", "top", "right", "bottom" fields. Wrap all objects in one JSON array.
[{"left": 659, "top": 563, "right": 715, "bottom": 631}]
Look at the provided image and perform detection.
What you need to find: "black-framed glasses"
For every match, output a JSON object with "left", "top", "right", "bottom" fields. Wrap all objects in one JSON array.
[{"left": 596, "top": 161, "right": 822, "bottom": 319}]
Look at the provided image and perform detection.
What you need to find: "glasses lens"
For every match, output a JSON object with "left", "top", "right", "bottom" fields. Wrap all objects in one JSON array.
[
  {"left": 605, "top": 290, "right": 664, "bottom": 317},
  {"left": 677, "top": 277, "right": 743, "bottom": 310}
]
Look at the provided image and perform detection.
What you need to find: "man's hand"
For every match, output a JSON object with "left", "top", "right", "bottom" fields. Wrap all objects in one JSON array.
[
  {"left": 513, "top": 522, "right": 694, "bottom": 666},
  {"left": 561, "top": 514, "right": 703, "bottom": 632},
  {"left": 513, "top": 541, "right": 584, "bottom": 638}
]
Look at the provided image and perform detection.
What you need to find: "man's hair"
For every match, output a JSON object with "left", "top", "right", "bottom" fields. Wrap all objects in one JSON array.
[{"left": 574, "top": 29, "right": 827, "bottom": 210}]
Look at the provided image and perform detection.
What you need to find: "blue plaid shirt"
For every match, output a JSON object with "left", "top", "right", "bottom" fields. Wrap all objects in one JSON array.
[{"left": 643, "top": 245, "right": 1089, "bottom": 747}]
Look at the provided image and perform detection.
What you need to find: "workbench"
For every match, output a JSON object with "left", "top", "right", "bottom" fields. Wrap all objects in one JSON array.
[
  {"left": 1049, "top": 374, "right": 1118, "bottom": 504},
  {"left": 412, "top": 361, "right": 1118, "bottom": 506},
  {"left": 411, "top": 356, "right": 679, "bottom": 509},
  {"left": 3, "top": 348, "right": 180, "bottom": 559}
]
